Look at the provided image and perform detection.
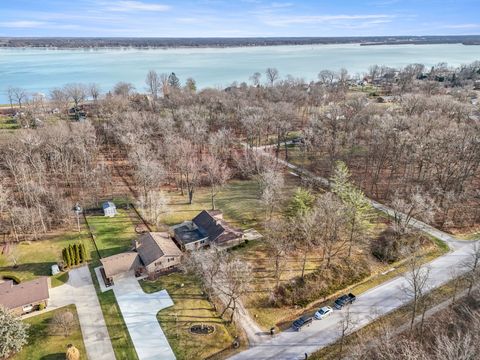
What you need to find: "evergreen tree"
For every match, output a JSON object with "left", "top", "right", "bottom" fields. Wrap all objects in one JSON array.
[
  {"left": 62, "top": 248, "right": 68, "bottom": 267},
  {"left": 81, "top": 243, "right": 87, "bottom": 262},
  {"left": 331, "top": 161, "right": 373, "bottom": 257},
  {"left": 68, "top": 245, "right": 75, "bottom": 266},
  {"left": 74, "top": 244, "right": 80, "bottom": 265},
  {"left": 185, "top": 77, "right": 197, "bottom": 92},
  {"left": 63, "top": 247, "right": 72, "bottom": 267},
  {"left": 168, "top": 72, "right": 180, "bottom": 88},
  {"left": 286, "top": 187, "right": 315, "bottom": 218}
]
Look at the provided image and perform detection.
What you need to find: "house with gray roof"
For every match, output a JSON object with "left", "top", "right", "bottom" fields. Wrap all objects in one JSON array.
[
  {"left": 0, "top": 277, "right": 50, "bottom": 316},
  {"left": 171, "top": 210, "right": 244, "bottom": 251},
  {"left": 100, "top": 232, "right": 182, "bottom": 285}
]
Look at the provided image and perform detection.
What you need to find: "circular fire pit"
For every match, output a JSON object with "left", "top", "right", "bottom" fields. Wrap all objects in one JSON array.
[{"left": 190, "top": 324, "right": 215, "bottom": 335}]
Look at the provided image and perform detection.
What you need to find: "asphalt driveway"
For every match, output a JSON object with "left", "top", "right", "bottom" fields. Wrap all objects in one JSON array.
[{"left": 113, "top": 273, "right": 176, "bottom": 360}]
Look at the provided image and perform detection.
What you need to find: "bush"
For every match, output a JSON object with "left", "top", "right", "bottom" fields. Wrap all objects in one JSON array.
[
  {"left": 2, "top": 274, "right": 21, "bottom": 284},
  {"left": 371, "top": 228, "right": 424, "bottom": 263},
  {"left": 74, "top": 244, "right": 80, "bottom": 265},
  {"left": 269, "top": 259, "right": 371, "bottom": 307},
  {"left": 38, "top": 303, "right": 46, "bottom": 311}
]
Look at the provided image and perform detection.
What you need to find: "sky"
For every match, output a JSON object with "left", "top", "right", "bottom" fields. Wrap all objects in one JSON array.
[{"left": 0, "top": 0, "right": 479, "bottom": 38}]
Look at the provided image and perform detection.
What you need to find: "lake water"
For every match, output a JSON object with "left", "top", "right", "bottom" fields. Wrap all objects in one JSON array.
[{"left": 1, "top": 44, "right": 480, "bottom": 103}]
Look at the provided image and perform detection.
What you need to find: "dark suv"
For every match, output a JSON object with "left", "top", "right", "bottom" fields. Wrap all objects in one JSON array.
[
  {"left": 334, "top": 293, "right": 356, "bottom": 309},
  {"left": 292, "top": 316, "right": 313, "bottom": 331}
]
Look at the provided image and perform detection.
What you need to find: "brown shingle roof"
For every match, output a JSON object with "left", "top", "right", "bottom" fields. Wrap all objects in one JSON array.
[
  {"left": 136, "top": 232, "right": 182, "bottom": 266},
  {"left": 100, "top": 251, "right": 140, "bottom": 278},
  {"left": 0, "top": 277, "right": 49, "bottom": 310}
]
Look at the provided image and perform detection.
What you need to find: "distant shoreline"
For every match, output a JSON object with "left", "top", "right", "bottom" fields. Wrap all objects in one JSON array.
[{"left": 1, "top": 36, "right": 479, "bottom": 49}]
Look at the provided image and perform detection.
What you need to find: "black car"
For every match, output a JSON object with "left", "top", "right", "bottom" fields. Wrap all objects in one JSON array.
[
  {"left": 334, "top": 293, "right": 356, "bottom": 309},
  {"left": 292, "top": 316, "right": 313, "bottom": 331}
]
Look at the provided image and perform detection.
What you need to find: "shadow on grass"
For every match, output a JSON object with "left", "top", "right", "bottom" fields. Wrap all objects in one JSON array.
[{"left": 39, "top": 353, "right": 65, "bottom": 360}]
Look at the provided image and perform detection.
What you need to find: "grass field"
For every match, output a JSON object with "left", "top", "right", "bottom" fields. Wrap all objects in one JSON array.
[
  {"left": 86, "top": 208, "right": 138, "bottom": 257},
  {"left": 163, "top": 176, "right": 301, "bottom": 230},
  {"left": 0, "top": 115, "right": 19, "bottom": 130},
  {"left": 12, "top": 305, "right": 86, "bottom": 360},
  {"left": 0, "top": 230, "right": 92, "bottom": 286},
  {"left": 140, "top": 273, "right": 235, "bottom": 360}
]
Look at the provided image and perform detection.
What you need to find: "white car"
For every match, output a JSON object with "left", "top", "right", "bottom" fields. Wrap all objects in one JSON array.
[{"left": 314, "top": 306, "right": 333, "bottom": 320}]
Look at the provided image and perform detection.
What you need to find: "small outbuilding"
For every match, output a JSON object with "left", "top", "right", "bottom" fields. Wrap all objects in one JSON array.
[{"left": 102, "top": 201, "right": 117, "bottom": 217}]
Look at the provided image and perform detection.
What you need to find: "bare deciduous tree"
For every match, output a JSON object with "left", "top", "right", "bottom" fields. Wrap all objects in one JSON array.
[{"left": 202, "top": 154, "right": 231, "bottom": 210}]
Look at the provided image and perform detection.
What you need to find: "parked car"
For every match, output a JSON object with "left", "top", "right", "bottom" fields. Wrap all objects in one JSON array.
[
  {"left": 292, "top": 316, "right": 313, "bottom": 331},
  {"left": 314, "top": 306, "right": 333, "bottom": 320},
  {"left": 334, "top": 293, "right": 356, "bottom": 309}
]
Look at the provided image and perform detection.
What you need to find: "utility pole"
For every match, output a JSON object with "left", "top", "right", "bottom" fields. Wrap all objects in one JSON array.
[{"left": 73, "top": 203, "right": 82, "bottom": 233}]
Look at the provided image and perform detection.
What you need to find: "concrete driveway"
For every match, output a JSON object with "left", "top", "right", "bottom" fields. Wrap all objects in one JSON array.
[
  {"left": 49, "top": 266, "right": 115, "bottom": 360},
  {"left": 113, "top": 273, "right": 176, "bottom": 360}
]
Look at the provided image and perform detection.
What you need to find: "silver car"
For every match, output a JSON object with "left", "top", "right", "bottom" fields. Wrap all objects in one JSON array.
[{"left": 314, "top": 306, "right": 333, "bottom": 320}]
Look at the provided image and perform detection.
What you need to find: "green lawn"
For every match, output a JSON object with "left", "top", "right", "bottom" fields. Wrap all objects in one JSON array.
[
  {"left": 12, "top": 305, "right": 86, "bottom": 360},
  {"left": 0, "top": 115, "right": 19, "bottom": 130},
  {"left": 86, "top": 209, "right": 138, "bottom": 257},
  {"left": 1, "top": 208, "right": 140, "bottom": 359},
  {"left": 140, "top": 273, "right": 235, "bottom": 360},
  {"left": 163, "top": 176, "right": 300, "bottom": 230},
  {"left": 0, "top": 230, "right": 92, "bottom": 286}
]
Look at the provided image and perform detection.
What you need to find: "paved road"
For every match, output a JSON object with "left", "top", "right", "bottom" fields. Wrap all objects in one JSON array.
[
  {"left": 49, "top": 266, "right": 116, "bottom": 360},
  {"left": 113, "top": 273, "right": 176, "bottom": 360},
  {"left": 230, "top": 241, "right": 477, "bottom": 360},
  {"left": 229, "top": 145, "right": 479, "bottom": 359}
]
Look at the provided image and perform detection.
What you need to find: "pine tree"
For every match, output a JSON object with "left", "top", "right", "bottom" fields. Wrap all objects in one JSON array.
[
  {"left": 331, "top": 161, "right": 373, "bottom": 257},
  {"left": 74, "top": 244, "right": 80, "bottom": 265},
  {"left": 79, "top": 243, "right": 84, "bottom": 263},
  {"left": 80, "top": 243, "right": 87, "bottom": 262},
  {"left": 69, "top": 245, "right": 75, "bottom": 266},
  {"left": 64, "top": 247, "right": 72, "bottom": 267},
  {"left": 168, "top": 72, "right": 180, "bottom": 88},
  {"left": 62, "top": 248, "right": 69, "bottom": 267},
  {"left": 286, "top": 187, "right": 315, "bottom": 218}
]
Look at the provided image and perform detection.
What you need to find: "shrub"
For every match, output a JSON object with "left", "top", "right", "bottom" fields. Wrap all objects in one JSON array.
[
  {"left": 38, "top": 303, "right": 46, "bottom": 311},
  {"left": 74, "top": 244, "right": 80, "bottom": 265},
  {"left": 371, "top": 228, "right": 424, "bottom": 263},
  {"left": 50, "top": 310, "right": 75, "bottom": 337},
  {"left": 80, "top": 243, "right": 87, "bottom": 263},
  {"left": 2, "top": 274, "right": 21, "bottom": 284},
  {"left": 270, "top": 259, "right": 371, "bottom": 307},
  {"left": 62, "top": 248, "right": 71, "bottom": 268},
  {"left": 68, "top": 245, "right": 75, "bottom": 265}
]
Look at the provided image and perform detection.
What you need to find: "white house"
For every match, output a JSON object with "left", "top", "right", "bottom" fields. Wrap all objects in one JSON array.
[{"left": 102, "top": 201, "right": 117, "bottom": 217}]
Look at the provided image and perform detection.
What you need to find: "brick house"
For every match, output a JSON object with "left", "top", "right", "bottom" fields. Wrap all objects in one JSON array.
[{"left": 100, "top": 232, "right": 182, "bottom": 285}]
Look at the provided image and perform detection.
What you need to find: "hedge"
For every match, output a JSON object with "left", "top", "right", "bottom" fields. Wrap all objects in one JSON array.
[{"left": 2, "top": 274, "right": 21, "bottom": 284}]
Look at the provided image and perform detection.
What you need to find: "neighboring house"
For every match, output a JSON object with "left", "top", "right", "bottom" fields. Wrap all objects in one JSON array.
[
  {"left": 100, "top": 232, "right": 182, "bottom": 285},
  {"left": 102, "top": 201, "right": 117, "bottom": 217},
  {"left": 172, "top": 210, "right": 244, "bottom": 251},
  {"left": 0, "top": 277, "right": 50, "bottom": 316}
]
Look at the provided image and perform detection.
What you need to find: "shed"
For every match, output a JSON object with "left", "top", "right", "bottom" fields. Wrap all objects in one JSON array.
[{"left": 102, "top": 201, "right": 117, "bottom": 217}]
